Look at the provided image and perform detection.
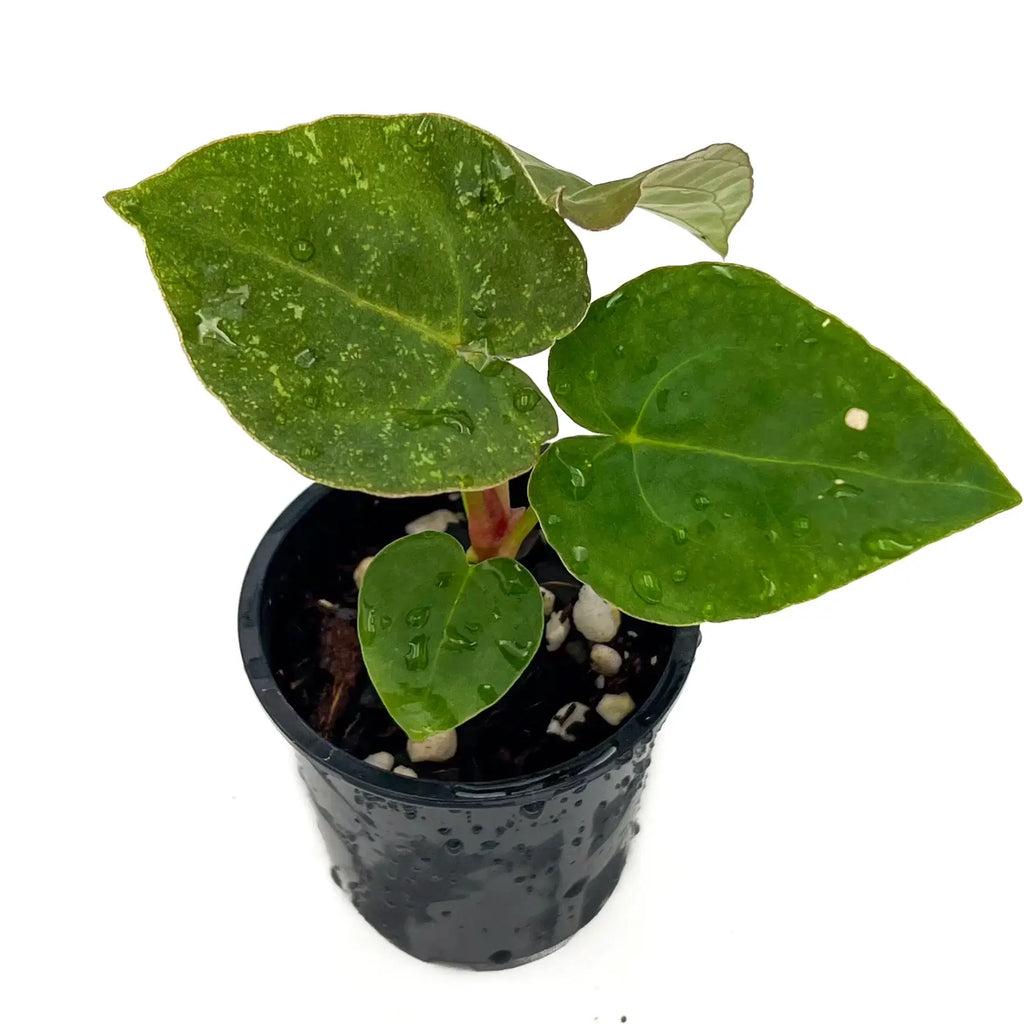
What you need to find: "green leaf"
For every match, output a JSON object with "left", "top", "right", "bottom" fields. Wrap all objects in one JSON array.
[
  {"left": 513, "top": 143, "right": 752, "bottom": 256},
  {"left": 358, "top": 532, "right": 543, "bottom": 740},
  {"left": 107, "top": 114, "right": 589, "bottom": 495},
  {"left": 529, "top": 264, "right": 1021, "bottom": 625}
]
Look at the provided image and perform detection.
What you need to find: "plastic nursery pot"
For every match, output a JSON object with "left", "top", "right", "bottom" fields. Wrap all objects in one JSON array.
[{"left": 239, "top": 481, "right": 701, "bottom": 970}]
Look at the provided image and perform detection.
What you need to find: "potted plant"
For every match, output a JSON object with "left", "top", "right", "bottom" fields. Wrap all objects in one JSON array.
[{"left": 107, "top": 113, "right": 1019, "bottom": 970}]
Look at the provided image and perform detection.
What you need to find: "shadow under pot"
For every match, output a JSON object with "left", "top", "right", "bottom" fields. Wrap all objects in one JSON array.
[{"left": 239, "top": 480, "right": 700, "bottom": 969}]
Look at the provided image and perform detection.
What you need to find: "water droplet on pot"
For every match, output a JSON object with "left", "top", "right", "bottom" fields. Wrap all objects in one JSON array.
[
  {"left": 496, "top": 638, "right": 532, "bottom": 670},
  {"left": 630, "top": 569, "right": 663, "bottom": 604},
  {"left": 435, "top": 571, "right": 454, "bottom": 589},
  {"left": 488, "top": 949, "right": 512, "bottom": 965},
  {"left": 861, "top": 528, "right": 916, "bottom": 559},
  {"left": 672, "top": 526, "right": 687, "bottom": 544},
  {"left": 289, "top": 238, "right": 315, "bottom": 262},
  {"left": 513, "top": 387, "right": 541, "bottom": 412},
  {"left": 294, "top": 348, "right": 317, "bottom": 368},
  {"left": 405, "top": 606, "right": 431, "bottom": 628},
  {"left": 330, "top": 866, "right": 346, "bottom": 890},
  {"left": 405, "top": 634, "right": 429, "bottom": 671},
  {"left": 563, "top": 878, "right": 587, "bottom": 898},
  {"left": 791, "top": 516, "right": 812, "bottom": 536},
  {"left": 477, "top": 683, "right": 498, "bottom": 703},
  {"left": 692, "top": 493, "right": 711, "bottom": 511},
  {"left": 521, "top": 801, "right": 545, "bottom": 819},
  {"left": 444, "top": 838, "right": 464, "bottom": 854}
]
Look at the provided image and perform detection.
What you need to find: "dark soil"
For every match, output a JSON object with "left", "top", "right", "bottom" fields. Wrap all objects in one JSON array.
[{"left": 264, "top": 482, "right": 676, "bottom": 784}]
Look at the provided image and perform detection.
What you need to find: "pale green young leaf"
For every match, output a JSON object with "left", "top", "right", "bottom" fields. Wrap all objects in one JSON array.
[{"left": 513, "top": 143, "right": 753, "bottom": 256}]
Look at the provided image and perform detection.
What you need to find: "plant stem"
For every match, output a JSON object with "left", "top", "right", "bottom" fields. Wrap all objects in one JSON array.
[{"left": 463, "top": 483, "right": 534, "bottom": 562}]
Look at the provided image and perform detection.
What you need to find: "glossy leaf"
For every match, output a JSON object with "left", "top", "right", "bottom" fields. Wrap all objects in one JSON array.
[
  {"left": 107, "top": 114, "right": 589, "bottom": 495},
  {"left": 513, "top": 144, "right": 752, "bottom": 256},
  {"left": 530, "top": 264, "right": 1020, "bottom": 624},
  {"left": 358, "top": 532, "right": 543, "bottom": 739}
]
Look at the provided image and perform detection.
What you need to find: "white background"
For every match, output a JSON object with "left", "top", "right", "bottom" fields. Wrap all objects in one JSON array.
[{"left": 4, "top": 3, "right": 1022, "bottom": 1022}]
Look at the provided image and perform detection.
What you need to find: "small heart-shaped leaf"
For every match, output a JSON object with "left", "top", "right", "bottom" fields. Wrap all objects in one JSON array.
[
  {"left": 530, "top": 264, "right": 1020, "bottom": 624},
  {"left": 107, "top": 114, "right": 589, "bottom": 495},
  {"left": 514, "top": 143, "right": 752, "bottom": 256},
  {"left": 358, "top": 532, "right": 543, "bottom": 740}
]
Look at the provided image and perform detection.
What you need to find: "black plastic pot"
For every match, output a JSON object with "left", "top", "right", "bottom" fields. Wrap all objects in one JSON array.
[{"left": 239, "top": 482, "right": 700, "bottom": 969}]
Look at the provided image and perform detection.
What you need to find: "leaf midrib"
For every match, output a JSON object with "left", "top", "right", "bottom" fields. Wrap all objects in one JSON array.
[{"left": 620, "top": 435, "right": 1016, "bottom": 501}]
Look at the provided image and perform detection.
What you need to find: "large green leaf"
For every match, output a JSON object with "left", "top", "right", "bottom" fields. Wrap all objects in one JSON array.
[
  {"left": 513, "top": 144, "right": 752, "bottom": 256},
  {"left": 358, "top": 532, "right": 543, "bottom": 739},
  {"left": 107, "top": 114, "right": 589, "bottom": 495},
  {"left": 529, "top": 264, "right": 1020, "bottom": 624}
]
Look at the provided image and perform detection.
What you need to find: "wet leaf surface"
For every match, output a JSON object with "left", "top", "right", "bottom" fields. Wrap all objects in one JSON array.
[{"left": 530, "top": 264, "right": 1020, "bottom": 623}]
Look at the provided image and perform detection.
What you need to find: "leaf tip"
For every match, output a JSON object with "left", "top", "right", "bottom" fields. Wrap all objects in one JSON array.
[{"left": 104, "top": 187, "right": 139, "bottom": 224}]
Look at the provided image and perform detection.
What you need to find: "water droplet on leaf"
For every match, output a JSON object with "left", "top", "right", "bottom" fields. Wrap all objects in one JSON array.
[
  {"left": 569, "top": 545, "right": 590, "bottom": 573},
  {"left": 477, "top": 684, "right": 498, "bottom": 703},
  {"left": 692, "top": 494, "right": 711, "bottom": 511},
  {"left": 289, "top": 238, "right": 315, "bottom": 262},
  {"left": 513, "top": 388, "right": 541, "bottom": 412},
  {"left": 791, "top": 516, "right": 812, "bottom": 536},
  {"left": 826, "top": 481, "right": 864, "bottom": 499},
  {"left": 672, "top": 527, "right": 687, "bottom": 544},
  {"left": 405, "top": 606, "right": 431, "bottom": 628},
  {"left": 553, "top": 382, "right": 572, "bottom": 396},
  {"left": 496, "top": 638, "right": 533, "bottom": 670},
  {"left": 294, "top": 348, "right": 317, "bottom": 368},
  {"left": 435, "top": 571, "right": 454, "bottom": 589},
  {"left": 861, "top": 528, "right": 916, "bottom": 559},
  {"left": 671, "top": 567, "right": 688, "bottom": 583},
  {"left": 630, "top": 569, "right": 663, "bottom": 604},
  {"left": 405, "top": 635, "right": 429, "bottom": 671},
  {"left": 443, "top": 626, "right": 478, "bottom": 652}
]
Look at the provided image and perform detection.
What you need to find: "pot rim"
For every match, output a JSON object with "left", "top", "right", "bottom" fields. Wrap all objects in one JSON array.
[{"left": 238, "top": 483, "right": 699, "bottom": 807}]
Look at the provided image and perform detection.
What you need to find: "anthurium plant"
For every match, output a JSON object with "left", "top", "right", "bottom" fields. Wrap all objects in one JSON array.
[{"left": 108, "top": 114, "right": 1019, "bottom": 743}]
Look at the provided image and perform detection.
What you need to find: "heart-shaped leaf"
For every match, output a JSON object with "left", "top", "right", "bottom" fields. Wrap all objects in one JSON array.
[
  {"left": 529, "top": 264, "right": 1020, "bottom": 624},
  {"left": 514, "top": 144, "right": 752, "bottom": 256},
  {"left": 358, "top": 532, "right": 543, "bottom": 739},
  {"left": 107, "top": 114, "right": 589, "bottom": 495}
]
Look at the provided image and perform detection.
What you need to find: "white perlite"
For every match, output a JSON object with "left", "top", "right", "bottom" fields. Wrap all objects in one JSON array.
[
  {"left": 844, "top": 407, "right": 869, "bottom": 430},
  {"left": 596, "top": 692, "right": 636, "bottom": 726},
  {"left": 404, "top": 509, "right": 464, "bottom": 535},
  {"left": 393, "top": 765, "right": 418, "bottom": 778},
  {"left": 573, "top": 584, "right": 620, "bottom": 642},
  {"left": 407, "top": 729, "right": 458, "bottom": 763},
  {"left": 547, "top": 701, "right": 589, "bottom": 741},
  {"left": 545, "top": 608, "right": 570, "bottom": 651},
  {"left": 540, "top": 587, "right": 556, "bottom": 617},
  {"left": 590, "top": 643, "right": 622, "bottom": 677},
  {"left": 353, "top": 555, "right": 374, "bottom": 589},
  {"left": 363, "top": 751, "right": 395, "bottom": 771}
]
